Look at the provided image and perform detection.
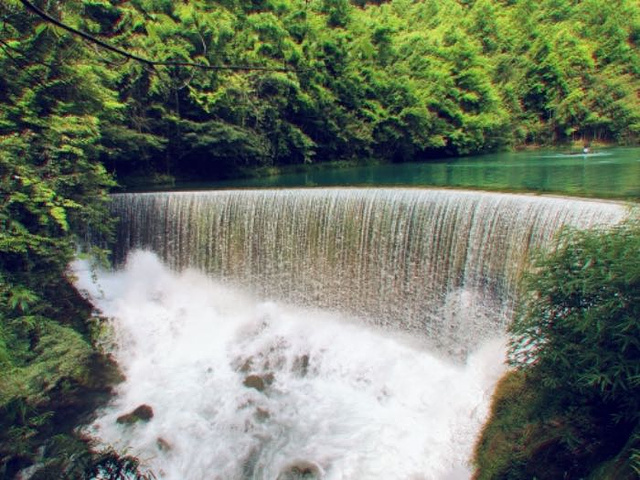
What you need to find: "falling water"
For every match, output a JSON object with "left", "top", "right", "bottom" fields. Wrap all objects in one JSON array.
[
  {"left": 75, "top": 254, "right": 506, "bottom": 480},
  {"left": 110, "top": 188, "right": 625, "bottom": 356},
  {"left": 78, "top": 189, "right": 626, "bottom": 479}
]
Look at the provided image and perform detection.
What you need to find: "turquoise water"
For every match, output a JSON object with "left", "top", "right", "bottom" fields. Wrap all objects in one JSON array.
[{"left": 177, "top": 147, "right": 640, "bottom": 199}]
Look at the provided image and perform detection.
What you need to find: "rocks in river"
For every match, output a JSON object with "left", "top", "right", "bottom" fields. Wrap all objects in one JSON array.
[
  {"left": 116, "top": 404, "right": 154, "bottom": 425},
  {"left": 239, "top": 357, "right": 253, "bottom": 373},
  {"left": 254, "top": 407, "right": 270, "bottom": 422},
  {"left": 243, "top": 373, "right": 274, "bottom": 392},
  {"left": 277, "top": 460, "right": 322, "bottom": 479},
  {"left": 156, "top": 437, "right": 172, "bottom": 452},
  {"left": 292, "top": 354, "right": 310, "bottom": 377}
]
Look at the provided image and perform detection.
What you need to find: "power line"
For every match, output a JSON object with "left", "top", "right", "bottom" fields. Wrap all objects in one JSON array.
[{"left": 19, "top": 0, "right": 297, "bottom": 72}]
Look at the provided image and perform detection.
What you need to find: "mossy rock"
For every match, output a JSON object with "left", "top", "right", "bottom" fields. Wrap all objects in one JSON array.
[{"left": 116, "top": 404, "right": 154, "bottom": 425}]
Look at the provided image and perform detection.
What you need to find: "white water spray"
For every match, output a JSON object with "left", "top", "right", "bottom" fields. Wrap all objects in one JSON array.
[
  {"left": 82, "top": 188, "right": 627, "bottom": 478},
  {"left": 110, "top": 189, "right": 626, "bottom": 356},
  {"left": 75, "top": 252, "right": 506, "bottom": 480}
]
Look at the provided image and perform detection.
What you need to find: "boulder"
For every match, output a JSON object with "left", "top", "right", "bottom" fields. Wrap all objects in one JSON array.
[
  {"left": 255, "top": 407, "right": 270, "bottom": 422},
  {"left": 116, "top": 404, "right": 154, "bottom": 425},
  {"left": 243, "top": 373, "right": 274, "bottom": 392},
  {"left": 156, "top": 437, "right": 172, "bottom": 452},
  {"left": 277, "top": 460, "right": 322, "bottom": 479},
  {"left": 292, "top": 354, "right": 310, "bottom": 377}
]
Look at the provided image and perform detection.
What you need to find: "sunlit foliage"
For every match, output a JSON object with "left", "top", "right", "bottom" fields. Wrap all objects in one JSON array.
[{"left": 474, "top": 220, "right": 640, "bottom": 479}]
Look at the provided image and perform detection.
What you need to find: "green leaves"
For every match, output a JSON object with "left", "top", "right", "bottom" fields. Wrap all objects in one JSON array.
[
  {"left": 476, "top": 218, "right": 640, "bottom": 480},
  {"left": 7, "top": 286, "right": 39, "bottom": 314},
  {"left": 0, "top": 5, "right": 120, "bottom": 472},
  {"left": 24, "top": 0, "right": 632, "bottom": 180},
  {"left": 509, "top": 220, "right": 640, "bottom": 413}
]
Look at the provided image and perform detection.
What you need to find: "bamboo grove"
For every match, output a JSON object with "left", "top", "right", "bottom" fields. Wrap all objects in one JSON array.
[{"left": 3, "top": 0, "right": 639, "bottom": 184}]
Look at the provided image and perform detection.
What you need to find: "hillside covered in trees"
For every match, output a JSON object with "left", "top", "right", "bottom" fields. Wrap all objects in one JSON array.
[
  {"left": 0, "top": 0, "right": 639, "bottom": 478},
  {"left": 2, "top": 0, "right": 639, "bottom": 185}
]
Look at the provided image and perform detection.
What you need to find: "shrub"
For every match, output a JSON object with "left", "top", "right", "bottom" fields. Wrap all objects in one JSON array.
[{"left": 475, "top": 219, "right": 640, "bottom": 479}]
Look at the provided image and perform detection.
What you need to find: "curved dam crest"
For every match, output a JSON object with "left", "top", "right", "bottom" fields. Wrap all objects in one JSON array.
[{"left": 110, "top": 188, "right": 626, "bottom": 356}]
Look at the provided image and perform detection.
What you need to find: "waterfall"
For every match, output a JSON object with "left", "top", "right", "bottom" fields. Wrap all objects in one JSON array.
[
  {"left": 110, "top": 188, "right": 625, "bottom": 356},
  {"left": 77, "top": 188, "right": 626, "bottom": 479}
]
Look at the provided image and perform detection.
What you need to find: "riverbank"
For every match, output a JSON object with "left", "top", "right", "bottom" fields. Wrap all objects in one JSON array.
[
  {"left": 0, "top": 278, "right": 127, "bottom": 478},
  {"left": 472, "top": 220, "right": 640, "bottom": 479}
]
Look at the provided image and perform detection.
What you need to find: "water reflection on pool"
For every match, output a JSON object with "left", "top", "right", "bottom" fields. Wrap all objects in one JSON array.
[{"left": 178, "top": 147, "right": 640, "bottom": 199}]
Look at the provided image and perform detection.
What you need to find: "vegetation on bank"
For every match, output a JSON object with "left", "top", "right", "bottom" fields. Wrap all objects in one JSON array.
[
  {"left": 3, "top": 0, "right": 639, "bottom": 186},
  {"left": 0, "top": 1, "right": 135, "bottom": 476},
  {"left": 473, "top": 220, "right": 640, "bottom": 479},
  {"left": 0, "top": 0, "right": 639, "bottom": 477}
]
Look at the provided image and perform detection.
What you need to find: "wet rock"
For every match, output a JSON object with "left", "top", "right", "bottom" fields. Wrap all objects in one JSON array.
[
  {"left": 255, "top": 407, "right": 270, "bottom": 422},
  {"left": 244, "top": 375, "right": 265, "bottom": 391},
  {"left": 243, "top": 373, "right": 274, "bottom": 392},
  {"left": 292, "top": 354, "right": 310, "bottom": 377},
  {"left": 116, "top": 404, "right": 154, "bottom": 425},
  {"left": 277, "top": 460, "right": 322, "bottom": 479},
  {"left": 156, "top": 437, "right": 172, "bottom": 452},
  {"left": 239, "top": 357, "right": 253, "bottom": 373}
]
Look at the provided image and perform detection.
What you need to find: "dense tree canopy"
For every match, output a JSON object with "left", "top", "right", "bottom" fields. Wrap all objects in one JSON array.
[
  {"left": 0, "top": 1, "right": 120, "bottom": 475},
  {"left": 3, "top": 0, "right": 638, "bottom": 184}
]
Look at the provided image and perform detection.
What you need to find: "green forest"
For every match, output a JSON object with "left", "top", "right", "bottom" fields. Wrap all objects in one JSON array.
[
  {"left": 3, "top": 0, "right": 639, "bottom": 185},
  {"left": 0, "top": 0, "right": 639, "bottom": 478}
]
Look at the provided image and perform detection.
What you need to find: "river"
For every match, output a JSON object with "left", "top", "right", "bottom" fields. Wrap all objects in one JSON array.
[{"left": 166, "top": 147, "right": 640, "bottom": 200}]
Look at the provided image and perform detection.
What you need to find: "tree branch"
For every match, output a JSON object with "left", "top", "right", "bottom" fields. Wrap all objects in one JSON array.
[{"left": 19, "top": 0, "right": 298, "bottom": 72}]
